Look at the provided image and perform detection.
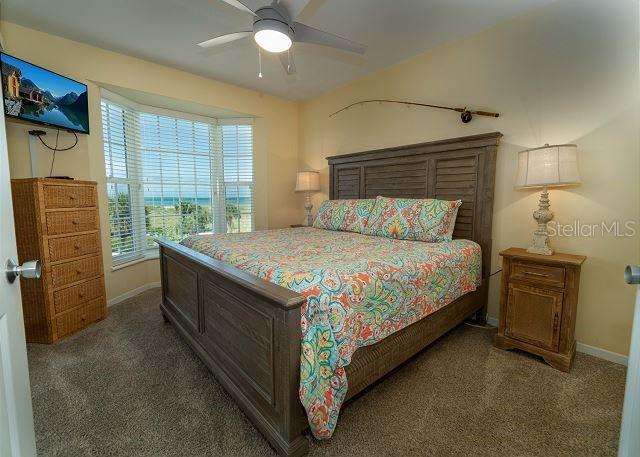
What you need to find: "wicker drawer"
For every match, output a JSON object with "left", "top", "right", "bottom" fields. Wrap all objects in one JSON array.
[
  {"left": 55, "top": 298, "right": 106, "bottom": 339},
  {"left": 53, "top": 277, "right": 104, "bottom": 314},
  {"left": 46, "top": 209, "right": 99, "bottom": 235},
  {"left": 48, "top": 233, "right": 100, "bottom": 262},
  {"left": 43, "top": 184, "right": 96, "bottom": 209},
  {"left": 50, "top": 256, "right": 103, "bottom": 289},
  {"left": 511, "top": 261, "right": 565, "bottom": 288}
]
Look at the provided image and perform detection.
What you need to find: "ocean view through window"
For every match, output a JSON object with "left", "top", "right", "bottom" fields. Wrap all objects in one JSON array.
[{"left": 101, "top": 94, "right": 253, "bottom": 266}]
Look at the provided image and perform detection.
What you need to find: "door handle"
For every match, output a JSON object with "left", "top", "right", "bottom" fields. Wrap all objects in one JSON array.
[
  {"left": 5, "top": 258, "right": 41, "bottom": 284},
  {"left": 625, "top": 265, "right": 640, "bottom": 285}
]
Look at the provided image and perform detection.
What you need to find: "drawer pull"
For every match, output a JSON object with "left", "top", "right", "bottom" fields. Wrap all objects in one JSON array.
[
  {"left": 74, "top": 244, "right": 80, "bottom": 250},
  {"left": 76, "top": 269, "right": 82, "bottom": 275},
  {"left": 553, "top": 313, "right": 560, "bottom": 331},
  {"left": 72, "top": 219, "right": 79, "bottom": 225},
  {"left": 78, "top": 292, "right": 85, "bottom": 299},
  {"left": 523, "top": 271, "right": 550, "bottom": 278},
  {"left": 69, "top": 195, "right": 76, "bottom": 200}
]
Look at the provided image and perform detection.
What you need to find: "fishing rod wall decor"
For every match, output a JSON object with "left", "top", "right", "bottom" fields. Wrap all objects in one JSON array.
[{"left": 329, "top": 99, "right": 500, "bottom": 124}]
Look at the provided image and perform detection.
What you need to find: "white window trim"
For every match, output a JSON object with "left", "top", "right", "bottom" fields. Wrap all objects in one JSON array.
[
  {"left": 100, "top": 89, "right": 254, "bottom": 125},
  {"left": 111, "top": 248, "right": 159, "bottom": 272}
]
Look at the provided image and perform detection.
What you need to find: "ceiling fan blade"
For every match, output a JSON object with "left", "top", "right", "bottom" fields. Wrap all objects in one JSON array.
[
  {"left": 293, "top": 22, "right": 366, "bottom": 54},
  {"left": 272, "top": 0, "right": 312, "bottom": 21},
  {"left": 279, "top": 50, "right": 296, "bottom": 75},
  {"left": 213, "top": 0, "right": 257, "bottom": 17},
  {"left": 197, "top": 31, "right": 253, "bottom": 48}
]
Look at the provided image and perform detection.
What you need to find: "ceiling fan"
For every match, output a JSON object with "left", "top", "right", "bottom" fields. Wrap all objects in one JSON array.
[{"left": 198, "top": 0, "right": 366, "bottom": 75}]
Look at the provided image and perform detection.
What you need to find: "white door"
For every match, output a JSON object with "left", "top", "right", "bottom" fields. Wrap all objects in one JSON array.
[
  {"left": 619, "top": 266, "right": 640, "bottom": 456},
  {"left": 0, "top": 110, "right": 37, "bottom": 456}
]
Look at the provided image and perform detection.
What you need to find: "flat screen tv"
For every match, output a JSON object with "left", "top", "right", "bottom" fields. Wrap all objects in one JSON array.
[{"left": 1, "top": 53, "right": 89, "bottom": 134}]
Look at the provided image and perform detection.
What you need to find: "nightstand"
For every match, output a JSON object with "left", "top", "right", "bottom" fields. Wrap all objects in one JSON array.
[{"left": 494, "top": 248, "right": 586, "bottom": 372}]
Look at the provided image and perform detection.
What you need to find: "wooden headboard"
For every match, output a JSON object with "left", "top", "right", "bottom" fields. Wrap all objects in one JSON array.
[{"left": 327, "top": 132, "right": 502, "bottom": 279}]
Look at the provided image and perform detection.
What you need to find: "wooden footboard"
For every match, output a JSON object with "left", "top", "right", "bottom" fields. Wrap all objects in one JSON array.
[
  {"left": 157, "top": 238, "right": 310, "bottom": 457},
  {"left": 158, "top": 238, "right": 487, "bottom": 457}
]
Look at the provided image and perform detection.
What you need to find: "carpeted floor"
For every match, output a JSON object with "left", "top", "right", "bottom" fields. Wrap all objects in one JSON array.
[{"left": 28, "top": 289, "right": 626, "bottom": 457}]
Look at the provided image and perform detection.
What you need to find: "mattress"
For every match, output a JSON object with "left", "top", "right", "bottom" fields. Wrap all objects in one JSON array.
[{"left": 181, "top": 227, "right": 482, "bottom": 439}]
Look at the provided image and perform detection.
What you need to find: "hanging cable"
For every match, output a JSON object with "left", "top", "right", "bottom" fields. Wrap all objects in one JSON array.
[
  {"left": 27, "top": 129, "right": 79, "bottom": 177},
  {"left": 48, "top": 129, "right": 60, "bottom": 177},
  {"left": 34, "top": 129, "right": 78, "bottom": 153}
]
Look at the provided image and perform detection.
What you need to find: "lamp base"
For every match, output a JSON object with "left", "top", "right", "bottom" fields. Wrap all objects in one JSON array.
[
  {"left": 303, "top": 193, "right": 313, "bottom": 227},
  {"left": 527, "top": 186, "right": 554, "bottom": 256},
  {"left": 527, "top": 235, "right": 554, "bottom": 256}
]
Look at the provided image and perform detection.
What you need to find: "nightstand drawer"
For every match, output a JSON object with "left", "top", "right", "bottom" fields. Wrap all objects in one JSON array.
[{"left": 511, "top": 261, "right": 565, "bottom": 288}]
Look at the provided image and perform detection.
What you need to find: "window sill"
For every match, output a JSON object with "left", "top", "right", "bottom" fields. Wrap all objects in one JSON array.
[{"left": 111, "top": 249, "right": 159, "bottom": 272}]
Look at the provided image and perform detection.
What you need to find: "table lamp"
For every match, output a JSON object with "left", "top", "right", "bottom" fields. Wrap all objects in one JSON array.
[
  {"left": 515, "top": 144, "right": 581, "bottom": 255},
  {"left": 295, "top": 171, "right": 320, "bottom": 226}
]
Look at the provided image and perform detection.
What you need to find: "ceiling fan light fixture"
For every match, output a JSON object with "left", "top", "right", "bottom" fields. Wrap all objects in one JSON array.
[
  {"left": 253, "top": 18, "right": 293, "bottom": 53},
  {"left": 254, "top": 29, "right": 292, "bottom": 53}
]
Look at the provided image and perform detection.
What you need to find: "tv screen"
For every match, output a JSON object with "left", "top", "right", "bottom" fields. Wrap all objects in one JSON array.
[{"left": 1, "top": 53, "right": 89, "bottom": 134}]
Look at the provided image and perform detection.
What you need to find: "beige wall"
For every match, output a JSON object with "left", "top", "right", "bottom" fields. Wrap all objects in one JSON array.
[
  {"left": 299, "top": 0, "right": 640, "bottom": 356},
  {"left": 2, "top": 21, "right": 300, "bottom": 302}
]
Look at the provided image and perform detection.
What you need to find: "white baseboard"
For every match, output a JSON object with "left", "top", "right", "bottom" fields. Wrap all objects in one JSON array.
[
  {"left": 576, "top": 342, "right": 628, "bottom": 366},
  {"left": 107, "top": 282, "right": 161, "bottom": 307},
  {"left": 485, "top": 316, "right": 628, "bottom": 366}
]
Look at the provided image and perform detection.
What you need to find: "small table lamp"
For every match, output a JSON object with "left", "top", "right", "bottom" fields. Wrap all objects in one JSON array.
[
  {"left": 295, "top": 171, "right": 320, "bottom": 226},
  {"left": 515, "top": 144, "right": 581, "bottom": 255}
]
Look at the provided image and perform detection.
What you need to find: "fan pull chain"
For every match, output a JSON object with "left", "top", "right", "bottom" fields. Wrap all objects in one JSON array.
[
  {"left": 287, "top": 49, "right": 291, "bottom": 73},
  {"left": 258, "top": 48, "right": 263, "bottom": 78}
]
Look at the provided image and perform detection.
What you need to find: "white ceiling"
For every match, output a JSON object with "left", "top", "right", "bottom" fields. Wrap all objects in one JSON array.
[{"left": 2, "top": 0, "right": 556, "bottom": 101}]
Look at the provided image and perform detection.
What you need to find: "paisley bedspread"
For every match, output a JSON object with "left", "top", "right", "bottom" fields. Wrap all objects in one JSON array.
[{"left": 181, "top": 227, "right": 481, "bottom": 439}]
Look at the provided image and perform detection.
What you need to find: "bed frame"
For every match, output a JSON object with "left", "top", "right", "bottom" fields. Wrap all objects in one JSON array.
[{"left": 157, "top": 132, "right": 502, "bottom": 456}]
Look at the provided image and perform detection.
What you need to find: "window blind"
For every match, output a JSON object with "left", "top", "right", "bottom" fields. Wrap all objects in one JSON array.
[
  {"left": 101, "top": 95, "right": 254, "bottom": 266},
  {"left": 222, "top": 124, "right": 253, "bottom": 233}
]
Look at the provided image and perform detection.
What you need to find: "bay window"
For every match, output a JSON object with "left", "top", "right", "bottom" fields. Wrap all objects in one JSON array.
[{"left": 101, "top": 93, "right": 253, "bottom": 266}]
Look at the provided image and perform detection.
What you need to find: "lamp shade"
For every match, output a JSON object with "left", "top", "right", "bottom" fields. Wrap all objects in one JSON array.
[
  {"left": 295, "top": 171, "right": 320, "bottom": 192},
  {"left": 515, "top": 144, "right": 581, "bottom": 189}
]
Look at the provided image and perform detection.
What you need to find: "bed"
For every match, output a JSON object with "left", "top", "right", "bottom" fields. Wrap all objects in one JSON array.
[{"left": 156, "top": 132, "right": 502, "bottom": 456}]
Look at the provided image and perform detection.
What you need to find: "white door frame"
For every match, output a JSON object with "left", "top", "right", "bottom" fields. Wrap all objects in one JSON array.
[
  {"left": 0, "top": 108, "right": 37, "bottom": 456},
  {"left": 619, "top": 266, "right": 640, "bottom": 456}
]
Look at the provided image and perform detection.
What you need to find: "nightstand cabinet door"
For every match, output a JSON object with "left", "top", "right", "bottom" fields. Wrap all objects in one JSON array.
[{"left": 505, "top": 284, "right": 563, "bottom": 352}]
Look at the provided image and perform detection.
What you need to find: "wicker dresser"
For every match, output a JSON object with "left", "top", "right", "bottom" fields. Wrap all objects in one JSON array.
[{"left": 11, "top": 178, "right": 107, "bottom": 343}]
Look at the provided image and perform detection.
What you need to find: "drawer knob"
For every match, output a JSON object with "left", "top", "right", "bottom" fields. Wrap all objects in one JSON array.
[
  {"left": 72, "top": 219, "right": 79, "bottom": 225},
  {"left": 76, "top": 269, "right": 82, "bottom": 275},
  {"left": 69, "top": 195, "right": 76, "bottom": 200},
  {"left": 81, "top": 315, "right": 86, "bottom": 321},
  {"left": 79, "top": 293, "right": 85, "bottom": 298},
  {"left": 74, "top": 244, "right": 80, "bottom": 250}
]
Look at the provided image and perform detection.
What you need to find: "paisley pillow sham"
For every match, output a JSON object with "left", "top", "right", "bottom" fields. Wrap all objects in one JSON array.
[
  {"left": 364, "top": 196, "right": 461, "bottom": 242},
  {"left": 312, "top": 199, "right": 376, "bottom": 233}
]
